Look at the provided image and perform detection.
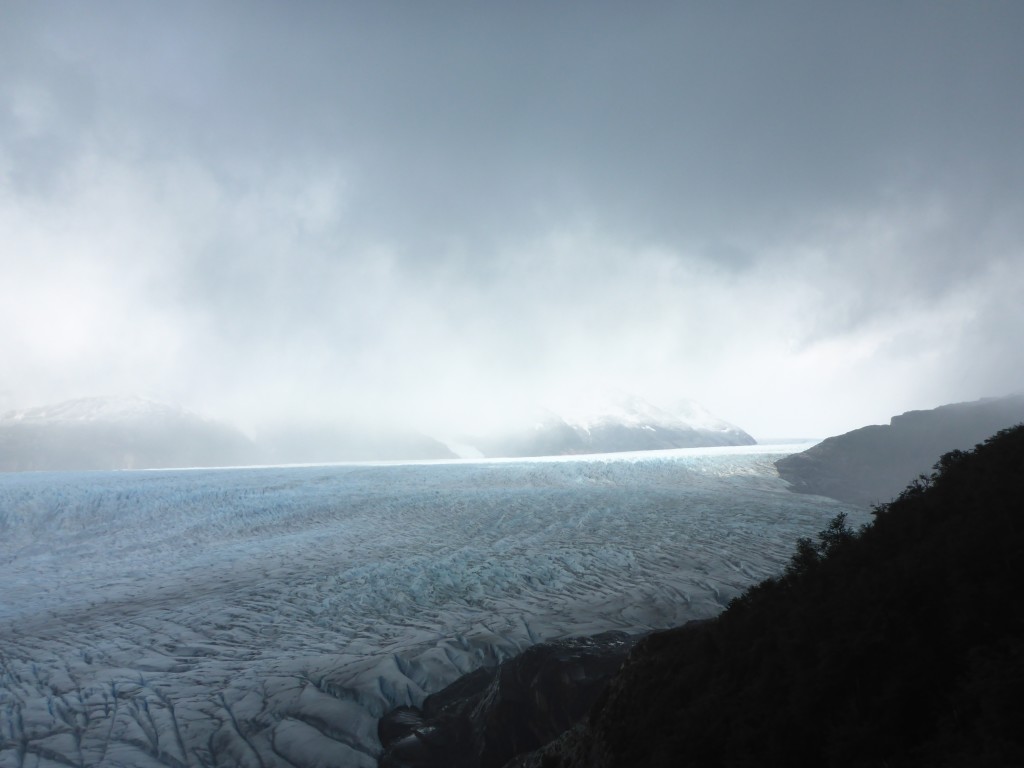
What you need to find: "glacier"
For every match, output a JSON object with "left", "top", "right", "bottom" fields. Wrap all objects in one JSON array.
[{"left": 0, "top": 445, "right": 862, "bottom": 767}]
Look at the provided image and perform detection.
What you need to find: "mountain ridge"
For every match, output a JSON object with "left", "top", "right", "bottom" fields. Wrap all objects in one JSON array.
[
  {"left": 775, "top": 394, "right": 1024, "bottom": 505},
  {"left": 465, "top": 390, "right": 755, "bottom": 458},
  {"left": 0, "top": 391, "right": 754, "bottom": 470},
  {"left": 0, "top": 395, "right": 260, "bottom": 472},
  {"left": 378, "top": 422, "right": 1024, "bottom": 767}
]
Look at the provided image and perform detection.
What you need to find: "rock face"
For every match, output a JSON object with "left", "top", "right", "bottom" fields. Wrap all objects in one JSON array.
[
  {"left": 0, "top": 395, "right": 260, "bottom": 471},
  {"left": 471, "top": 391, "right": 755, "bottom": 458},
  {"left": 775, "top": 394, "right": 1024, "bottom": 505},
  {"left": 377, "top": 632, "right": 639, "bottom": 768}
]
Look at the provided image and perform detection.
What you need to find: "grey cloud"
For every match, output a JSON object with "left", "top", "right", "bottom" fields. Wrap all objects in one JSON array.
[
  {"left": 18, "top": 3, "right": 1022, "bottom": 248},
  {"left": 2, "top": 1, "right": 1023, "bottom": 438}
]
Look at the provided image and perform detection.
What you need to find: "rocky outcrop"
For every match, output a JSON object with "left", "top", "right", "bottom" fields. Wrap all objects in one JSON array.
[
  {"left": 775, "top": 394, "right": 1024, "bottom": 505},
  {"left": 377, "top": 632, "right": 640, "bottom": 768}
]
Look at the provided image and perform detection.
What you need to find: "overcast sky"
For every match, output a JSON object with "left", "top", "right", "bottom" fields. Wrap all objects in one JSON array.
[{"left": 2, "top": 1, "right": 1022, "bottom": 439}]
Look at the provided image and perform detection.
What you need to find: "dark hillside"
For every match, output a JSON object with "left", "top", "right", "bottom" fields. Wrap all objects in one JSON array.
[
  {"left": 775, "top": 394, "right": 1024, "bottom": 505},
  {"left": 525, "top": 424, "right": 1024, "bottom": 767}
]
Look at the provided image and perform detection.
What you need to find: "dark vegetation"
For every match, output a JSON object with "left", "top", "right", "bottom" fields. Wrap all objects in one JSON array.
[
  {"left": 378, "top": 633, "right": 639, "bottom": 768},
  {"left": 529, "top": 424, "right": 1024, "bottom": 767}
]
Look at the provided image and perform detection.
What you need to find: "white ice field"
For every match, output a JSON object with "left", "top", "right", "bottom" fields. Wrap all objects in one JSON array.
[{"left": 0, "top": 445, "right": 863, "bottom": 767}]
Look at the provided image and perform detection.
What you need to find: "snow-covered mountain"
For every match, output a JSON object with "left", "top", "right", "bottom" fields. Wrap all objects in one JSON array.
[
  {"left": 0, "top": 395, "right": 459, "bottom": 471},
  {"left": 467, "top": 390, "right": 755, "bottom": 458},
  {"left": 0, "top": 392, "right": 754, "bottom": 470},
  {"left": 0, "top": 395, "right": 260, "bottom": 471}
]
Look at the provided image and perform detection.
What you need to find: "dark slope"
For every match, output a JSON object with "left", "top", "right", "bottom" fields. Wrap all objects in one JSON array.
[
  {"left": 775, "top": 394, "right": 1024, "bottom": 505},
  {"left": 378, "top": 633, "right": 640, "bottom": 768},
  {"left": 522, "top": 424, "right": 1024, "bottom": 767}
]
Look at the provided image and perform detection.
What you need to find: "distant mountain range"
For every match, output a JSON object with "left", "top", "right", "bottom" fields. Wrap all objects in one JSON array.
[
  {"left": 775, "top": 394, "right": 1024, "bottom": 506},
  {"left": 0, "top": 391, "right": 755, "bottom": 471},
  {"left": 0, "top": 396, "right": 260, "bottom": 472},
  {"left": 464, "top": 390, "right": 756, "bottom": 458},
  {"left": 10, "top": 393, "right": 1022, "bottom": 477}
]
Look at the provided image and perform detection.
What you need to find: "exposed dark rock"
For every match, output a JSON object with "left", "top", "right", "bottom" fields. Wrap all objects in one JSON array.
[
  {"left": 775, "top": 394, "right": 1024, "bottom": 505},
  {"left": 377, "top": 632, "right": 640, "bottom": 768}
]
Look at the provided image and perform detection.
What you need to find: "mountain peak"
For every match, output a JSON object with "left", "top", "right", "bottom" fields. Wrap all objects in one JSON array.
[
  {"left": 545, "top": 388, "right": 680, "bottom": 432},
  {"left": 0, "top": 395, "right": 257, "bottom": 472},
  {"left": 466, "top": 389, "right": 755, "bottom": 458}
]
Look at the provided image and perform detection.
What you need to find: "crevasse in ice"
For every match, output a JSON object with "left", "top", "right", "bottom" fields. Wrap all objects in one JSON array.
[{"left": 0, "top": 445, "right": 860, "bottom": 767}]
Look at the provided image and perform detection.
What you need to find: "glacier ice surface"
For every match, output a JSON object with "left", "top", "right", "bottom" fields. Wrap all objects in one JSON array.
[{"left": 0, "top": 445, "right": 862, "bottom": 767}]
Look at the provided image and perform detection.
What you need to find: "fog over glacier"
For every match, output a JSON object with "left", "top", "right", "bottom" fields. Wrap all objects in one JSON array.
[{"left": 0, "top": 446, "right": 862, "bottom": 766}]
